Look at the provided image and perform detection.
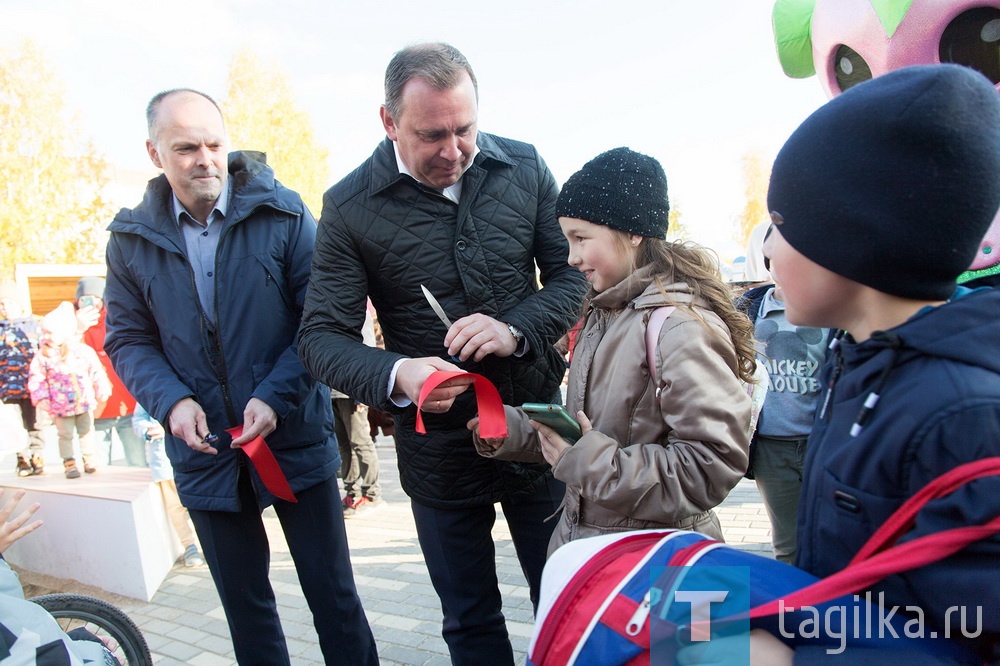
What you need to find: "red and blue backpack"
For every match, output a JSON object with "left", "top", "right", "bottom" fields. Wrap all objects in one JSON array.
[{"left": 527, "top": 458, "right": 1000, "bottom": 665}]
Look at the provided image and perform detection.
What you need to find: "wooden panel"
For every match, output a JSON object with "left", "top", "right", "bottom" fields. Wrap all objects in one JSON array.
[
  {"left": 13, "top": 264, "right": 105, "bottom": 317},
  {"left": 27, "top": 276, "right": 84, "bottom": 317}
]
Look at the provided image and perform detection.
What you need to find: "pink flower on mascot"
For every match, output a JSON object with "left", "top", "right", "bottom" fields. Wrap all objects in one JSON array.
[{"left": 773, "top": 0, "right": 1000, "bottom": 284}]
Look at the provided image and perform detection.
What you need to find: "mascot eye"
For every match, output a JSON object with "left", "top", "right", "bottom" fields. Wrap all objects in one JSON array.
[
  {"left": 833, "top": 45, "right": 873, "bottom": 92},
  {"left": 940, "top": 7, "right": 1000, "bottom": 84}
]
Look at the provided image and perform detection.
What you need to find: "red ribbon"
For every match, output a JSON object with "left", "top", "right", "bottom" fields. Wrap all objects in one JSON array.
[
  {"left": 226, "top": 426, "right": 297, "bottom": 503},
  {"left": 415, "top": 370, "right": 508, "bottom": 439}
]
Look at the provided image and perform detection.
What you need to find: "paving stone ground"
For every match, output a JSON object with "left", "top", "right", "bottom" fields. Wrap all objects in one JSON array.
[{"left": 8, "top": 411, "right": 773, "bottom": 666}]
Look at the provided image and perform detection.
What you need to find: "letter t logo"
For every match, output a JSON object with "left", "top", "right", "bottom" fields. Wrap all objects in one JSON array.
[{"left": 674, "top": 590, "right": 728, "bottom": 641}]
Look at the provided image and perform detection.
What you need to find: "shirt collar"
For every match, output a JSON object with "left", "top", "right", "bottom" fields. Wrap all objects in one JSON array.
[
  {"left": 759, "top": 286, "right": 786, "bottom": 318},
  {"left": 172, "top": 179, "right": 231, "bottom": 227},
  {"left": 392, "top": 141, "right": 480, "bottom": 204}
]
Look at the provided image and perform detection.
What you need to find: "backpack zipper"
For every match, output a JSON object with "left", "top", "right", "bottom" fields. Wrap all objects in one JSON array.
[
  {"left": 532, "top": 533, "right": 665, "bottom": 664},
  {"left": 625, "top": 590, "right": 652, "bottom": 636}
]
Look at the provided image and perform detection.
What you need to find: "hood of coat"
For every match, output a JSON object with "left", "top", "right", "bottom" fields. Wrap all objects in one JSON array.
[
  {"left": 840, "top": 287, "right": 1000, "bottom": 378},
  {"left": 828, "top": 287, "right": 1000, "bottom": 438}
]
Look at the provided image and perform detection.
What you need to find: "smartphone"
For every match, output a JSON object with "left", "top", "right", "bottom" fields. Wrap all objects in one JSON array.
[
  {"left": 522, "top": 403, "right": 583, "bottom": 443},
  {"left": 79, "top": 295, "right": 96, "bottom": 309}
]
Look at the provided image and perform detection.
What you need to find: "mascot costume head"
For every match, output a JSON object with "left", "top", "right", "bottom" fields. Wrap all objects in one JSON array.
[{"left": 773, "top": 0, "right": 1000, "bottom": 284}]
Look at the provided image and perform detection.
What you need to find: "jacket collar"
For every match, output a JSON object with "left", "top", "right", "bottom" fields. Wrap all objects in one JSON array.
[
  {"left": 839, "top": 286, "right": 1000, "bottom": 375},
  {"left": 112, "top": 151, "right": 285, "bottom": 246},
  {"left": 589, "top": 265, "right": 700, "bottom": 312},
  {"left": 368, "top": 132, "right": 517, "bottom": 197}
]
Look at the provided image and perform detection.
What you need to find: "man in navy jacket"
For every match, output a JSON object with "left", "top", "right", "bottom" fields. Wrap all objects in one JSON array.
[{"left": 104, "top": 89, "right": 376, "bottom": 665}]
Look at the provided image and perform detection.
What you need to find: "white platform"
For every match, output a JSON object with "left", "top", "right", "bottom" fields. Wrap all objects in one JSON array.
[{"left": 0, "top": 465, "right": 182, "bottom": 601}]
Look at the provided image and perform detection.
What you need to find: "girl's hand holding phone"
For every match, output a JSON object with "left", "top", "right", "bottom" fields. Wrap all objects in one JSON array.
[{"left": 532, "top": 410, "right": 593, "bottom": 467}]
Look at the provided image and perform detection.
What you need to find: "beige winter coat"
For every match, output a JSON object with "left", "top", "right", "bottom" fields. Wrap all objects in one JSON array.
[{"left": 475, "top": 267, "right": 751, "bottom": 555}]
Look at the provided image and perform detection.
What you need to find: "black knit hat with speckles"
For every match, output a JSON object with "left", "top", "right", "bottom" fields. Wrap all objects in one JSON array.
[{"left": 556, "top": 147, "right": 669, "bottom": 238}]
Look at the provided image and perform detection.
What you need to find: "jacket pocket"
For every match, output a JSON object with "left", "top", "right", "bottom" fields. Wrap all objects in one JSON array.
[
  {"left": 808, "top": 469, "right": 901, "bottom": 576},
  {"left": 251, "top": 255, "right": 294, "bottom": 317},
  {"left": 165, "top": 433, "right": 216, "bottom": 473},
  {"left": 258, "top": 381, "right": 332, "bottom": 452}
]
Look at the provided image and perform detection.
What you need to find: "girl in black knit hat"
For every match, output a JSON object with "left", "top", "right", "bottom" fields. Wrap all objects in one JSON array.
[{"left": 470, "top": 146, "right": 760, "bottom": 555}]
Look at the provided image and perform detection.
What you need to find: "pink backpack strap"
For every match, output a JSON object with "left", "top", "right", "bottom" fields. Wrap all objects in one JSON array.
[
  {"left": 647, "top": 305, "right": 767, "bottom": 435},
  {"left": 645, "top": 307, "right": 676, "bottom": 394}
]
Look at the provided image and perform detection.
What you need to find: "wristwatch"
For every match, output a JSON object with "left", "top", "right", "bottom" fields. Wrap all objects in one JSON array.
[{"left": 506, "top": 323, "right": 525, "bottom": 352}]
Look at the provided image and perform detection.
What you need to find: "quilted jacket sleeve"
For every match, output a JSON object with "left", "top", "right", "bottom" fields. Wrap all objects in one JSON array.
[
  {"left": 299, "top": 191, "right": 405, "bottom": 411},
  {"left": 500, "top": 152, "right": 587, "bottom": 359}
]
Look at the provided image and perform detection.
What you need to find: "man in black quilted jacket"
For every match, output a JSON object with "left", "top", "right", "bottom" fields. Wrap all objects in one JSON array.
[{"left": 299, "top": 42, "right": 587, "bottom": 665}]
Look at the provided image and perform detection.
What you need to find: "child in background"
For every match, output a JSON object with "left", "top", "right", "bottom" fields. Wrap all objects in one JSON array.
[
  {"left": 76, "top": 276, "right": 146, "bottom": 467},
  {"left": 752, "top": 65, "right": 1000, "bottom": 663},
  {"left": 737, "top": 224, "right": 829, "bottom": 564},
  {"left": 471, "top": 147, "right": 754, "bottom": 555},
  {"left": 132, "top": 404, "right": 204, "bottom": 567},
  {"left": 0, "top": 281, "right": 45, "bottom": 476},
  {"left": 27, "top": 302, "right": 111, "bottom": 479}
]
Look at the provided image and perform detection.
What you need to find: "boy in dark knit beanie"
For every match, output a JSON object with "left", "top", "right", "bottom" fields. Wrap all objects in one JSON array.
[{"left": 753, "top": 65, "right": 1000, "bottom": 663}]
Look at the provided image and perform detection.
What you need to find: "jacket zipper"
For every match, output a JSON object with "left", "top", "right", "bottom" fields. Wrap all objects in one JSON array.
[
  {"left": 817, "top": 332, "right": 845, "bottom": 421},
  {"left": 186, "top": 257, "right": 237, "bottom": 425},
  {"left": 207, "top": 203, "right": 272, "bottom": 425}
]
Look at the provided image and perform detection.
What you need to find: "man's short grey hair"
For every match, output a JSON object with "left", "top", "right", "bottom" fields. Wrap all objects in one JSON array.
[
  {"left": 146, "top": 88, "right": 223, "bottom": 142},
  {"left": 384, "top": 43, "right": 479, "bottom": 120}
]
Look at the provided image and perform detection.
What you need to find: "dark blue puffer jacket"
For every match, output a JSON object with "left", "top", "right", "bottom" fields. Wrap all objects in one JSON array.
[
  {"left": 795, "top": 287, "right": 1000, "bottom": 665},
  {"left": 104, "top": 151, "right": 338, "bottom": 511}
]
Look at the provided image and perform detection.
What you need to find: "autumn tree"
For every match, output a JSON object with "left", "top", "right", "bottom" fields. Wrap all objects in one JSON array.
[
  {"left": 223, "top": 50, "right": 330, "bottom": 216},
  {"left": 667, "top": 203, "right": 688, "bottom": 241},
  {"left": 0, "top": 40, "right": 114, "bottom": 277},
  {"left": 732, "top": 151, "right": 771, "bottom": 249}
]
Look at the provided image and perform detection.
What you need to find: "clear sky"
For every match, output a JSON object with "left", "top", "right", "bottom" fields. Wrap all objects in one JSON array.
[{"left": 1, "top": 0, "right": 828, "bottom": 259}]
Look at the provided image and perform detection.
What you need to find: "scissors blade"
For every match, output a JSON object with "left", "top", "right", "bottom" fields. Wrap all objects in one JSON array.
[{"left": 420, "top": 284, "right": 454, "bottom": 328}]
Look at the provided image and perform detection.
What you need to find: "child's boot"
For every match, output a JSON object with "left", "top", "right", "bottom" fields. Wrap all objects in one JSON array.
[
  {"left": 83, "top": 456, "right": 97, "bottom": 475},
  {"left": 30, "top": 454, "right": 45, "bottom": 475},
  {"left": 16, "top": 454, "right": 32, "bottom": 478},
  {"left": 63, "top": 458, "right": 81, "bottom": 479},
  {"left": 183, "top": 544, "right": 205, "bottom": 567}
]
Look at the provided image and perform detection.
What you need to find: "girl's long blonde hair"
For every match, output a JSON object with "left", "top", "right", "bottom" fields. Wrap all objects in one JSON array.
[{"left": 622, "top": 233, "right": 757, "bottom": 384}]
